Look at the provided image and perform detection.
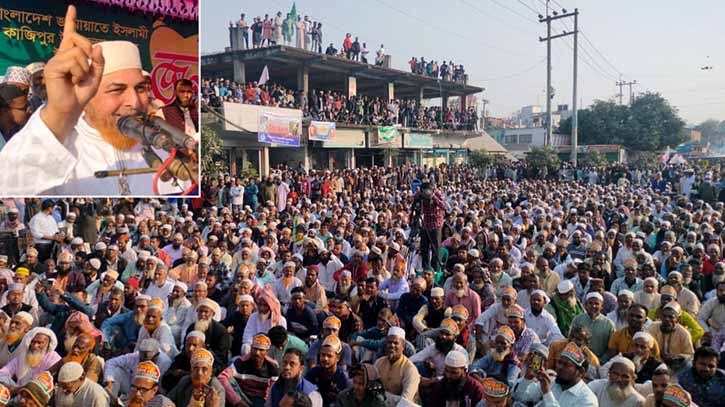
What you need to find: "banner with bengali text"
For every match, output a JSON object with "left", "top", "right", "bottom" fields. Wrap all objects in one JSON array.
[
  {"left": 376, "top": 126, "right": 399, "bottom": 145},
  {"left": 0, "top": 0, "right": 198, "bottom": 105},
  {"left": 258, "top": 112, "right": 302, "bottom": 146},
  {"left": 308, "top": 121, "right": 336, "bottom": 141}
]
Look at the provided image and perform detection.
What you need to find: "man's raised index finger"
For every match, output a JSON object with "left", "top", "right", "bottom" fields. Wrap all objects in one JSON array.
[{"left": 59, "top": 5, "right": 78, "bottom": 50}]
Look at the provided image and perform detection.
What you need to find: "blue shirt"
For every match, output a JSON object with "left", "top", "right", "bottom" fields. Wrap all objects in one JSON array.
[
  {"left": 101, "top": 310, "right": 141, "bottom": 349},
  {"left": 677, "top": 367, "right": 725, "bottom": 407}
]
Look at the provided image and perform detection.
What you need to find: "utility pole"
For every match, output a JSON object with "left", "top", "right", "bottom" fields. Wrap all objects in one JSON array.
[
  {"left": 571, "top": 9, "right": 579, "bottom": 167},
  {"left": 615, "top": 79, "right": 637, "bottom": 105},
  {"left": 627, "top": 80, "right": 637, "bottom": 104},
  {"left": 616, "top": 77, "right": 624, "bottom": 105},
  {"left": 481, "top": 98, "right": 489, "bottom": 130},
  {"left": 539, "top": 7, "right": 578, "bottom": 147}
]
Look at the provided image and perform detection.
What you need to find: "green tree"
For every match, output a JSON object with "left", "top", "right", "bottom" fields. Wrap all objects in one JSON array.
[
  {"left": 527, "top": 146, "right": 560, "bottom": 172},
  {"left": 469, "top": 150, "right": 502, "bottom": 169},
  {"left": 558, "top": 92, "right": 685, "bottom": 151},
  {"left": 200, "top": 126, "right": 228, "bottom": 177},
  {"left": 695, "top": 119, "right": 722, "bottom": 144},
  {"left": 579, "top": 151, "right": 608, "bottom": 167}
]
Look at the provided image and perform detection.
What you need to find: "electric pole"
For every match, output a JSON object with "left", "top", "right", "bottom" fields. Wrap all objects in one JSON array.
[
  {"left": 481, "top": 98, "right": 489, "bottom": 130},
  {"left": 539, "top": 7, "right": 578, "bottom": 150},
  {"left": 616, "top": 78, "right": 624, "bottom": 105},
  {"left": 616, "top": 79, "right": 637, "bottom": 105},
  {"left": 571, "top": 9, "right": 579, "bottom": 167}
]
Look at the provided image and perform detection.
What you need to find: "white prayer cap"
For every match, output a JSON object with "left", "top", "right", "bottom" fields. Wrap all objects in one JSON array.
[
  {"left": 139, "top": 338, "right": 160, "bottom": 352},
  {"left": 88, "top": 258, "right": 101, "bottom": 270},
  {"left": 105, "top": 270, "right": 119, "bottom": 280},
  {"left": 94, "top": 242, "right": 107, "bottom": 251},
  {"left": 174, "top": 281, "right": 188, "bottom": 292},
  {"left": 618, "top": 289, "right": 634, "bottom": 299},
  {"left": 95, "top": 41, "right": 142, "bottom": 76},
  {"left": 530, "top": 289, "right": 550, "bottom": 303},
  {"left": 25, "top": 62, "right": 45, "bottom": 74},
  {"left": 70, "top": 237, "right": 83, "bottom": 245},
  {"left": 197, "top": 298, "right": 220, "bottom": 314},
  {"left": 187, "top": 330, "right": 206, "bottom": 342},
  {"left": 14, "top": 311, "right": 33, "bottom": 326},
  {"left": 58, "top": 362, "right": 84, "bottom": 383},
  {"left": 387, "top": 327, "right": 406, "bottom": 339},
  {"left": 431, "top": 287, "right": 445, "bottom": 297},
  {"left": 3, "top": 66, "right": 30, "bottom": 85},
  {"left": 633, "top": 331, "right": 655, "bottom": 347},
  {"left": 445, "top": 350, "right": 468, "bottom": 368},
  {"left": 585, "top": 292, "right": 603, "bottom": 303},
  {"left": 0, "top": 255, "right": 6, "bottom": 263},
  {"left": 610, "top": 355, "right": 636, "bottom": 372},
  {"left": 135, "top": 294, "right": 152, "bottom": 303},
  {"left": 238, "top": 294, "right": 254, "bottom": 303},
  {"left": 557, "top": 280, "right": 574, "bottom": 294},
  {"left": 8, "top": 283, "right": 24, "bottom": 292}
]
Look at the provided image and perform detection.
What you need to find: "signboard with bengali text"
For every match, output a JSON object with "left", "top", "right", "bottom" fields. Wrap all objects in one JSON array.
[
  {"left": 308, "top": 121, "right": 336, "bottom": 141},
  {"left": 0, "top": 0, "right": 198, "bottom": 105},
  {"left": 257, "top": 112, "right": 301, "bottom": 146}
]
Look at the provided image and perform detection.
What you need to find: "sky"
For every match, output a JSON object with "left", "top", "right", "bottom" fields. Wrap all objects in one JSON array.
[{"left": 201, "top": 0, "right": 725, "bottom": 126}]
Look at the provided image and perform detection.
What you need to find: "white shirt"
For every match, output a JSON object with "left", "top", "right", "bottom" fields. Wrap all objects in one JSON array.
[
  {"left": 525, "top": 308, "right": 564, "bottom": 346},
  {"left": 28, "top": 212, "right": 59, "bottom": 244},
  {"left": 0, "top": 110, "right": 190, "bottom": 195},
  {"left": 537, "top": 379, "right": 598, "bottom": 407},
  {"left": 144, "top": 280, "right": 175, "bottom": 308}
]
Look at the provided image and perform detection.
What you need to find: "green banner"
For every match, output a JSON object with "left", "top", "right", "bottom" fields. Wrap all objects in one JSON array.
[
  {"left": 0, "top": 0, "right": 198, "bottom": 105},
  {"left": 378, "top": 126, "right": 398, "bottom": 144}
]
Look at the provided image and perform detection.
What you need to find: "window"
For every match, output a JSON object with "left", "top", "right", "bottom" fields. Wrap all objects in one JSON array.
[
  {"left": 505, "top": 134, "right": 518, "bottom": 144},
  {"left": 519, "top": 134, "right": 532, "bottom": 144}
]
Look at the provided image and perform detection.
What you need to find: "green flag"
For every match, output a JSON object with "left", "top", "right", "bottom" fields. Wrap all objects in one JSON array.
[{"left": 290, "top": 3, "right": 297, "bottom": 20}]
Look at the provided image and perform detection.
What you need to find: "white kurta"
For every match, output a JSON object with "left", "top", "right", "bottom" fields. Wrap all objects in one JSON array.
[{"left": 0, "top": 110, "right": 190, "bottom": 195}]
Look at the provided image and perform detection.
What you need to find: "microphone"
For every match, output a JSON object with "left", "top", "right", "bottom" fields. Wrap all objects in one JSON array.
[{"left": 117, "top": 115, "right": 197, "bottom": 152}]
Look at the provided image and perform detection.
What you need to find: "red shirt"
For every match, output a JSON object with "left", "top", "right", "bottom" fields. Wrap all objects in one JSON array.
[{"left": 343, "top": 37, "right": 352, "bottom": 50}]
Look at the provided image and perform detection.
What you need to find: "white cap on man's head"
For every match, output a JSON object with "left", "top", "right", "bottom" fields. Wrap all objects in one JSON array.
[{"left": 95, "top": 41, "right": 142, "bottom": 76}]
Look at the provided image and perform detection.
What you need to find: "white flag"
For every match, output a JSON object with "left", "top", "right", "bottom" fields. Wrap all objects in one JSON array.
[{"left": 259, "top": 65, "right": 270, "bottom": 85}]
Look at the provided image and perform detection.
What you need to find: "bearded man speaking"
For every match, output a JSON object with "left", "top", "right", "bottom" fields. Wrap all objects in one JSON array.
[{"left": 0, "top": 5, "right": 195, "bottom": 195}]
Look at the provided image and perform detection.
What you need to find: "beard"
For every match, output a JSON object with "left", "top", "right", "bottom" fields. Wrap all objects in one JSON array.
[
  {"left": 718, "top": 295, "right": 725, "bottom": 304},
  {"left": 492, "top": 348, "right": 510, "bottom": 362},
  {"left": 64, "top": 335, "right": 77, "bottom": 353},
  {"left": 58, "top": 267, "right": 71, "bottom": 276},
  {"left": 435, "top": 337, "right": 455, "bottom": 354},
  {"left": 607, "top": 383, "right": 633, "bottom": 403},
  {"left": 134, "top": 312, "right": 146, "bottom": 326},
  {"left": 456, "top": 289, "right": 466, "bottom": 298},
  {"left": 144, "top": 321, "right": 160, "bottom": 333},
  {"left": 442, "top": 377, "right": 465, "bottom": 401},
  {"left": 195, "top": 319, "right": 211, "bottom": 332},
  {"left": 305, "top": 279, "right": 315, "bottom": 288},
  {"left": 276, "top": 377, "right": 299, "bottom": 394},
  {"left": 85, "top": 104, "right": 139, "bottom": 151},
  {"left": 713, "top": 274, "right": 725, "bottom": 284},
  {"left": 56, "top": 390, "right": 75, "bottom": 407},
  {"left": 4, "top": 330, "right": 23, "bottom": 345},
  {"left": 25, "top": 350, "right": 44, "bottom": 368},
  {"left": 565, "top": 296, "right": 577, "bottom": 307},
  {"left": 259, "top": 311, "right": 270, "bottom": 321},
  {"left": 64, "top": 353, "right": 87, "bottom": 364},
  {"left": 128, "top": 394, "right": 146, "bottom": 407}
]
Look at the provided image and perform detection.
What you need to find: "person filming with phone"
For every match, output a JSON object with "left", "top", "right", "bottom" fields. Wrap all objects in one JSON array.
[{"left": 411, "top": 179, "right": 447, "bottom": 272}]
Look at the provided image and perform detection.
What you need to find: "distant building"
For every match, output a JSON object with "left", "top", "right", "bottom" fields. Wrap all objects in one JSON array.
[{"left": 498, "top": 127, "right": 570, "bottom": 158}]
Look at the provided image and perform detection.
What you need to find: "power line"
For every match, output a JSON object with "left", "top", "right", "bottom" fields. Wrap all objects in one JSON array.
[
  {"left": 486, "top": 0, "right": 539, "bottom": 24},
  {"left": 579, "top": 30, "right": 623, "bottom": 77},
  {"left": 459, "top": 0, "right": 537, "bottom": 32},
  {"left": 473, "top": 57, "right": 547, "bottom": 81},
  {"left": 371, "top": 0, "right": 532, "bottom": 57},
  {"left": 515, "top": 0, "right": 540, "bottom": 16}
]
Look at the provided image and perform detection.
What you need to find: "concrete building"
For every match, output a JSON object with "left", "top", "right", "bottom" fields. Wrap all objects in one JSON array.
[
  {"left": 498, "top": 127, "right": 570, "bottom": 158},
  {"left": 202, "top": 44, "right": 491, "bottom": 175}
]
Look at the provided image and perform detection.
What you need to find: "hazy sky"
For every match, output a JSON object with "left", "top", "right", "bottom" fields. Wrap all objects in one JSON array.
[{"left": 201, "top": 0, "right": 725, "bottom": 125}]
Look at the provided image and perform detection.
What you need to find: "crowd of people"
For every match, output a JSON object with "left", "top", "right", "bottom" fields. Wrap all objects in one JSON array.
[
  {"left": 236, "top": 11, "right": 387, "bottom": 66},
  {"left": 202, "top": 78, "right": 479, "bottom": 131},
  {"left": 0, "top": 160, "right": 722, "bottom": 406},
  {"left": 408, "top": 57, "right": 467, "bottom": 83}
]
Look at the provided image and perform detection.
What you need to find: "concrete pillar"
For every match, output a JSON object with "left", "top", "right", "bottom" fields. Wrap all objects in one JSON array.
[
  {"left": 349, "top": 149, "right": 356, "bottom": 169},
  {"left": 232, "top": 58, "right": 246, "bottom": 84},
  {"left": 261, "top": 147, "right": 270, "bottom": 176},
  {"left": 303, "top": 144, "right": 310, "bottom": 172},
  {"left": 229, "top": 25, "right": 238, "bottom": 51},
  {"left": 388, "top": 82, "right": 395, "bottom": 101},
  {"left": 297, "top": 66, "right": 309, "bottom": 94},
  {"left": 416, "top": 87, "right": 424, "bottom": 104},
  {"left": 230, "top": 148, "right": 238, "bottom": 176},
  {"left": 441, "top": 91, "right": 449, "bottom": 110},
  {"left": 460, "top": 95, "right": 468, "bottom": 111},
  {"left": 346, "top": 76, "right": 357, "bottom": 98}
]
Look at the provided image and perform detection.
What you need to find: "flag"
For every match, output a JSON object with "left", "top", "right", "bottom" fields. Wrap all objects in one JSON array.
[
  {"left": 290, "top": 3, "right": 297, "bottom": 20},
  {"left": 258, "top": 65, "right": 270, "bottom": 85}
]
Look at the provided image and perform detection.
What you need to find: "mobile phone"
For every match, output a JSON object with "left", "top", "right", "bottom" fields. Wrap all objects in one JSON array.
[{"left": 529, "top": 352, "right": 544, "bottom": 373}]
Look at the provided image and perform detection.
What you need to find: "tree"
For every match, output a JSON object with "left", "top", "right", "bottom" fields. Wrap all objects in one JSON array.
[
  {"left": 558, "top": 92, "right": 685, "bottom": 151},
  {"left": 579, "top": 151, "right": 608, "bottom": 167},
  {"left": 695, "top": 119, "right": 722, "bottom": 144},
  {"left": 200, "top": 126, "right": 228, "bottom": 177},
  {"left": 527, "top": 146, "right": 560, "bottom": 172},
  {"left": 469, "top": 150, "right": 503, "bottom": 169}
]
